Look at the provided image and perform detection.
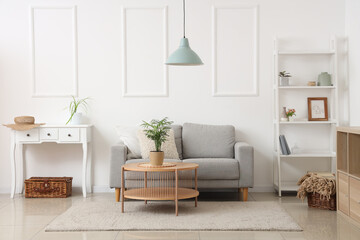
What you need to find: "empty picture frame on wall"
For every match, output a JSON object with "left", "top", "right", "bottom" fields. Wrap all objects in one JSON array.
[{"left": 307, "top": 97, "right": 328, "bottom": 121}]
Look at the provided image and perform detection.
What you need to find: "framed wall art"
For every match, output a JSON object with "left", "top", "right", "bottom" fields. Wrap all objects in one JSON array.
[{"left": 307, "top": 97, "right": 328, "bottom": 121}]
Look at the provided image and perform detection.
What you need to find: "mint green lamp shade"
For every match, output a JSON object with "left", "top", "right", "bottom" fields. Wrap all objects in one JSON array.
[{"left": 165, "top": 38, "right": 203, "bottom": 66}]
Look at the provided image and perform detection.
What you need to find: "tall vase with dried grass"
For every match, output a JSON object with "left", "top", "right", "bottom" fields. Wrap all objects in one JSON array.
[
  {"left": 141, "top": 117, "right": 173, "bottom": 166},
  {"left": 65, "top": 96, "right": 90, "bottom": 125}
]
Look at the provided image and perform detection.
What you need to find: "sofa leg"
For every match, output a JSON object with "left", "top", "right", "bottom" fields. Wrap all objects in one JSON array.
[
  {"left": 239, "top": 188, "right": 248, "bottom": 201},
  {"left": 115, "top": 188, "right": 120, "bottom": 202}
]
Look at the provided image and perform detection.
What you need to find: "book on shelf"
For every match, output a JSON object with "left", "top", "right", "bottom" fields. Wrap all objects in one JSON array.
[{"left": 279, "top": 135, "right": 291, "bottom": 155}]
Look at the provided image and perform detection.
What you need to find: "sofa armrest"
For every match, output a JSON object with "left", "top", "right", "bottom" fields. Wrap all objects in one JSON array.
[
  {"left": 234, "top": 142, "right": 254, "bottom": 188},
  {"left": 109, "top": 143, "right": 127, "bottom": 188}
]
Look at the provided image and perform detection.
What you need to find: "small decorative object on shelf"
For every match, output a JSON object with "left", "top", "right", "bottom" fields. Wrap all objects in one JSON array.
[
  {"left": 279, "top": 135, "right": 291, "bottom": 155},
  {"left": 318, "top": 72, "right": 332, "bottom": 86},
  {"left": 140, "top": 117, "right": 173, "bottom": 166},
  {"left": 66, "top": 96, "right": 90, "bottom": 125},
  {"left": 307, "top": 81, "right": 316, "bottom": 86},
  {"left": 307, "top": 97, "right": 328, "bottom": 121},
  {"left": 286, "top": 108, "right": 296, "bottom": 121},
  {"left": 280, "top": 107, "right": 288, "bottom": 122},
  {"left": 25, "top": 177, "right": 73, "bottom": 198},
  {"left": 297, "top": 172, "right": 336, "bottom": 211},
  {"left": 279, "top": 71, "right": 292, "bottom": 86}
]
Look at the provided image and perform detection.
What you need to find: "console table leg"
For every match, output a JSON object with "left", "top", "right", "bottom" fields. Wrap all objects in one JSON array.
[
  {"left": 87, "top": 142, "right": 93, "bottom": 193},
  {"left": 19, "top": 143, "right": 24, "bottom": 194},
  {"left": 195, "top": 168, "right": 198, "bottom": 207},
  {"left": 10, "top": 131, "right": 16, "bottom": 199},
  {"left": 82, "top": 143, "right": 88, "bottom": 198},
  {"left": 121, "top": 167, "right": 125, "bottom": 213},
  {"left": 175, "top": 169, "right": 178, "bottom": 216}
]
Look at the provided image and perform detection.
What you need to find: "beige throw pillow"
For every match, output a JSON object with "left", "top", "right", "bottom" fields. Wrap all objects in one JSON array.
[{"left": 137, "top": 129, "right": 180, "bottom": 160}]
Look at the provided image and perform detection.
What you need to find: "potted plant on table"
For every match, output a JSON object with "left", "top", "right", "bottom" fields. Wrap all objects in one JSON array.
[
  {"left": 141, "top": 117, "right": 173, "bottom": 166},
  {"left": 65, "top": 96, "right": 90, "bottom": 125},
  {"left": 279, "top": 71, "right": 292, "bottom": 86}
]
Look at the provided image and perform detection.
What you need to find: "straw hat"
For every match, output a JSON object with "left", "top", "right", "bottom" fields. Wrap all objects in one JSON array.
[{"left": 3, "top": 116, "right": 45, "bottom": 131}]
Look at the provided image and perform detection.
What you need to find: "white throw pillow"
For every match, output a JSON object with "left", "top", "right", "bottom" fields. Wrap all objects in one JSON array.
[
  {"left": 137, "top": 129, "right": 180, "bottom": 159},
  {"left": 115, "top": 126, "right": 142, "bottom": 159}
]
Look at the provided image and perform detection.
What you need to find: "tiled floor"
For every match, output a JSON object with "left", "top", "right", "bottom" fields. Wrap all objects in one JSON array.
[{"left": 0, "top": 192, "right": 359, "bottom": 240}]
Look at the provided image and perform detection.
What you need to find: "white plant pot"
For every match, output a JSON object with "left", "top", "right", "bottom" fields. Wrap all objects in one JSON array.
[
  {"left": 288, "top": 117, "right": 295, "bottom": 122},
  {"left": 70, "top": 112, "right": 83, "bottom": 125},
  {"left": 279, "top": 77, "right": 290, "bottom": 86}
]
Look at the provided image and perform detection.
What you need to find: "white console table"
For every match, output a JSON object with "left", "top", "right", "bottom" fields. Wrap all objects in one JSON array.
[{"left": 9, "top": 125, "right": 92, "bottom": 198}]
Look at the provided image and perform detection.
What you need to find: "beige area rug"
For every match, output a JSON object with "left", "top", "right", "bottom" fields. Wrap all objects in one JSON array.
[{"left": 46, "top": 201, "right": 302, "bottom": 232}]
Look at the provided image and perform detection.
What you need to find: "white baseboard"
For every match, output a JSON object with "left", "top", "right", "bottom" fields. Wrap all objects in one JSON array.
[
  {"left": 0, "top": 185, "right": 275, "bottom": 194},
  {"left": 0, "top": 187, "right": 10, "bottom": 194},
  {"left": 249, "top": 186, "right": 275, "bottom": 192},
  {"left": 93, "top": 185, "right": 114, "bottom": 193},
  {"left": 91, "top": 185, "right": 275, "bottom": 193}
]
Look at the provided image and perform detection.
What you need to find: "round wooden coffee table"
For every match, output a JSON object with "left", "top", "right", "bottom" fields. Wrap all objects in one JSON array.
[{"left": 121, "top": 162, "right": 199, "bottom": 216}]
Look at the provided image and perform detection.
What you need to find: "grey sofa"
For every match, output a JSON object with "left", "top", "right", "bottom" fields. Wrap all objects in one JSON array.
[{"left": 110, "top": 123, "right": 254, "bottom": 201}]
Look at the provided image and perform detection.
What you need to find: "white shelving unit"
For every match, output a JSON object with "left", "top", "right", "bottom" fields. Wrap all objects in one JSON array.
[{"left": 273, "top": 36, "right": 339, "bottom": 196}]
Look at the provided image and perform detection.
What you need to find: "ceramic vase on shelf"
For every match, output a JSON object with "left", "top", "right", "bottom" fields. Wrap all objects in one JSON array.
[
  {"left": 280, "top": 107, "right": 288, "bottom": 122},
  {"left": 288, "top": 116, "right": 295, "bottom": 122},
  {"left": 69, "top": 112, "right": 83, "bottom": 125},
  {"left": 149, "top": 151, "right": 164, "bottom": 166},
  {"left": 318, "top": 72, "right": 332, "bottom": 86}
]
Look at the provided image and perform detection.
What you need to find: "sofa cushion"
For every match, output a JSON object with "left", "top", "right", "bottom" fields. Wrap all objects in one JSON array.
[
  {"left": 182, "top": 123, "right": 235, "bottom": 158},
  {"left": 125, "top": 159, "right": 182, "bottom": 180},
  {"left": 171, "top": 125, "right": 183, "bottom": 159},
  {"left": 183, "top": 158, "right": 239, "bottom": 180}
]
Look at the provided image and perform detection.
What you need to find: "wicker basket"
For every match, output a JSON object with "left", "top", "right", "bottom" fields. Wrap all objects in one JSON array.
[
  {"left": 25, "top": 177, "right": 72, "bottom": 198},
  {"left": 307, "top": 192, "right": 336, "bottom": 211}
]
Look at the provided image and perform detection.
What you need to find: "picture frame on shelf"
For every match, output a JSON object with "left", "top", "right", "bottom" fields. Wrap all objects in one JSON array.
[{"left": 307, "top": 97, "right": 328, "bottom": 121}]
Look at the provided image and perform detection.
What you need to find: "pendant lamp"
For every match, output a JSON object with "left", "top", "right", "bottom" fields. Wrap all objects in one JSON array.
[{"left": 165, "top": 0, "right": 203, "bottom": 66}]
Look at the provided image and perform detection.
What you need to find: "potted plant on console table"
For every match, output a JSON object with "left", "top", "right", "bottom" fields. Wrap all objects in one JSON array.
[{"left": 141, "top": 117, "right": 173, "bottom": 166}]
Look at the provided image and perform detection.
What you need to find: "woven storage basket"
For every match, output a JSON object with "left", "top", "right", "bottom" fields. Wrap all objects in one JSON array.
[
  {"left": 307, "top": 192, "right": 336, "bottom": 211},
  {"left": 25, "top": 177, "right": 72, "bottom": 198}
]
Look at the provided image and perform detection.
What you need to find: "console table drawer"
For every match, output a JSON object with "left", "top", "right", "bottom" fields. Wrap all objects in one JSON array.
[
  {"left": 16, "top": 129, "right": 39, "bottom": 142},
  {"left": 40, "top": 128, "right": 58, "bottom": 140},
  {"left": 59, "top": 128, "right": 80, "bottom": 142}
]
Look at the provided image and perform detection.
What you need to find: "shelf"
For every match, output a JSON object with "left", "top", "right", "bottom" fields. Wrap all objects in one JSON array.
[
  {"left": 275, "top": 120, "right": 337, "bottom": 125},
  {"left": 279, "top": 152, "right": 336, "bottom": 158},
  {"left": 277, "top": 86, "right": 335, "bottom": 89},
  {"left": 277, "top": 51, "right": 335, "bottom": 55},
  {"left": 124, "top": 187, "right": 199, "bottom": 201},
  {"left": 274, "top": 182, "right": 298, "bottom": 192}
]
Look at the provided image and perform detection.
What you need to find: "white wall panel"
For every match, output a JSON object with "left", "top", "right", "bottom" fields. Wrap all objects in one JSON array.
[
  {"left": 122, "top": 7, "right": 168, "bottom": 97},
  {"left": 31, "top": 6, "right": 78, "bottom": 97},
  {"left": 212, "top": 5, "right": 258, "bottom": 97},
  {"left": 0, "top": 0, "right": 347, "bottom": 193}
]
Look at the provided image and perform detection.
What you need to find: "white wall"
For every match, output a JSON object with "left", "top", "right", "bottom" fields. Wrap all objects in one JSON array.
[
  {"left": 346, "top": 0, "right": 360, "bottom": 125},
  {"left": 0, "top": 0, "right": 346, "bottom": 193}
]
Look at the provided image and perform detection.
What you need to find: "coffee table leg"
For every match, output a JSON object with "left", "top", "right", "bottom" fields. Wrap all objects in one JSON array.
[
  {"left": 121, "top": 166, "right": 125, "bottom": 213},
  {"left": 195, "top": 168, "right": 198, "bottom": 207},
  {"left": 175, "top": 169, "right": 178, "bottom": 216},
  {"left": 144, "top": 172, "right": 147, "bottom": 205}
]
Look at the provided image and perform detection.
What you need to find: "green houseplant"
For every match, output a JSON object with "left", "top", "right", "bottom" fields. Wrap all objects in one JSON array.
[
  {"left": 66, "top": 96, "right": 90, "bottom": 125},
  {"left": 279, "top": 71, "right": 292, "bottom": 86},
  {"left": 141, "top": 117, "right": 173, "bottom": 166}
]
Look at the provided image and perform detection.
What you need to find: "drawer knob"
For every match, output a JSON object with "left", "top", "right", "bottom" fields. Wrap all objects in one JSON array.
[
  {"left": 68, "top": 134, "right": 71, "bottom": 137},
  {"left": 26, "top": 134, "right": 30, "bottom": 137},
  {"left": 47, "top": 133, "right": 51, "bottom": 136}
]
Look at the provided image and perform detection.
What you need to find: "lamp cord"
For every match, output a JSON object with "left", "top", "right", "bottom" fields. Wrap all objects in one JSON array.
[{"left": 183, "top": 0, "right": 185, "bottom": 38}]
